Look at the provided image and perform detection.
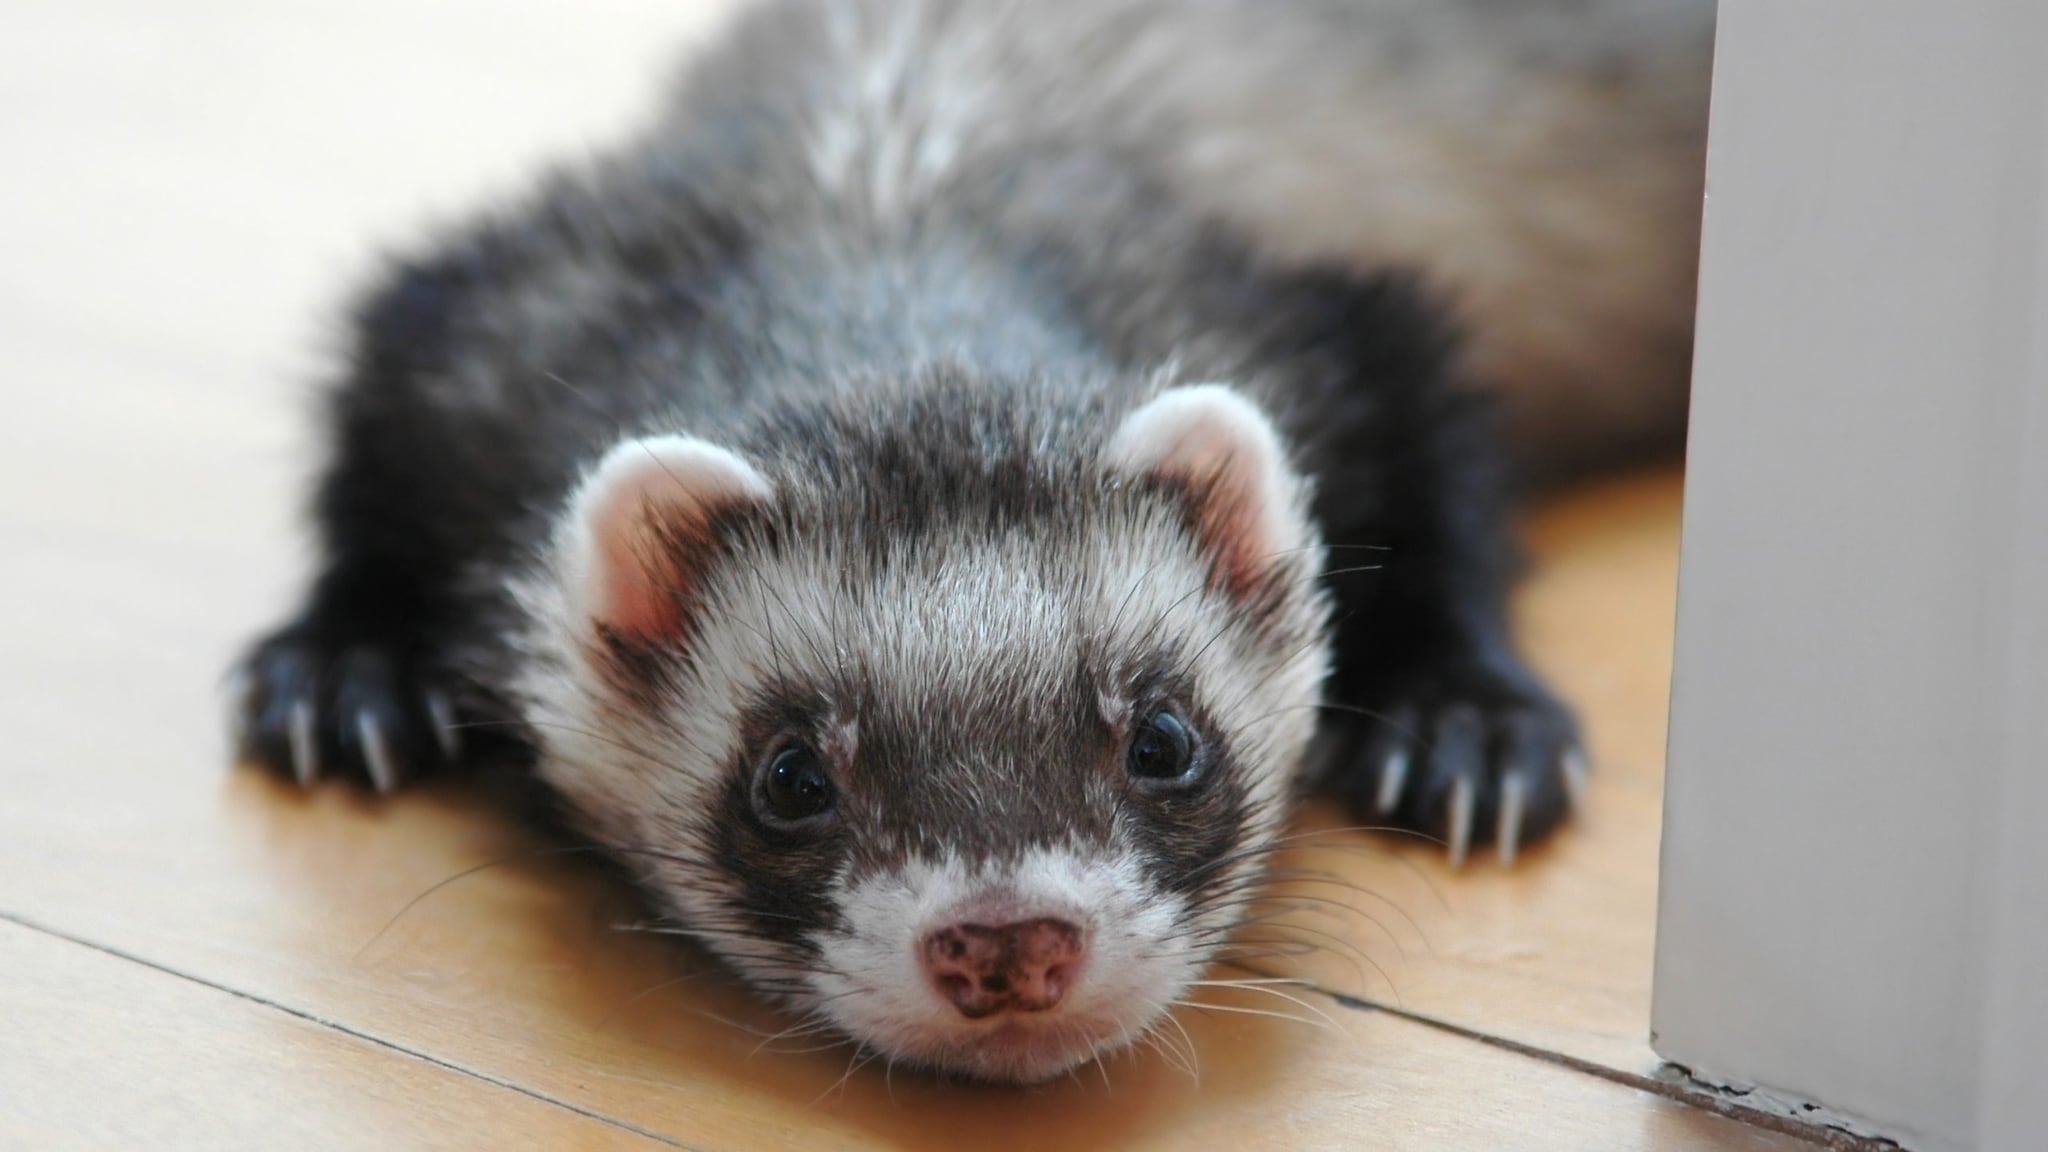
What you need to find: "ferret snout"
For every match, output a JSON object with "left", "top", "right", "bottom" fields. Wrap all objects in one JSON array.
[{"left": 922, "top": 918, "right": 1086, "bottom": 1019}]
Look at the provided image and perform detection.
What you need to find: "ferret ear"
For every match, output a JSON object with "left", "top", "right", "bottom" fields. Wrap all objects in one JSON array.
[
  {"left": 1106, "top": 385, "right": 1312, "bottom": 602},
  {"left": 566, "top": 434, "right": 772, "bottom": 644}
]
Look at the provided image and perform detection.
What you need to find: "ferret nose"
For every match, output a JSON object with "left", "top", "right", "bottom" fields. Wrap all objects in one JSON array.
[{"left": 921, "top": 918, "right": 1086, "bottom": 1019}]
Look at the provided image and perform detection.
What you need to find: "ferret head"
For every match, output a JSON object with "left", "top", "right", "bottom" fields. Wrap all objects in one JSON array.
[{"left": 521, "top": 379, "right": 1331, "bottom": 1083}]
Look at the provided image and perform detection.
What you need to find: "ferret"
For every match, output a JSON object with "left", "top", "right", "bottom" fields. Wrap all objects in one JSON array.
[{"left": 231, "top": 0, "right": 1713, "bottom": 1084}]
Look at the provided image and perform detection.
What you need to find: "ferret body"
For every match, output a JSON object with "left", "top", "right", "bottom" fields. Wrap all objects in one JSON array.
[{"left": 233, "top": 0, "right": 1713, "bottom": 1083}]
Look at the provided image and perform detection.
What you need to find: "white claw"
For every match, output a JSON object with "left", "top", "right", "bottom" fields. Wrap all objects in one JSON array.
[
  {"left": 425, "top": 690, "right": 461, "bottom": 761},
  {"left": 288, "top": 698, "right": 319, "bottom": 787},
  {"left": 1373, "top": 747, "right": 1410, "bottom": 815},
  {"left": 356, "top": 710, "right": 399, "bottom": 795},
  {"left": 1446, "top": 773, "right": 1475, "bottom": 868},
  {"left": 1563, "top": 747, "right": 1592, "bottom": 813},
  {"left": 1497, "top": 772, "right": 1528, "bottom": 867}
]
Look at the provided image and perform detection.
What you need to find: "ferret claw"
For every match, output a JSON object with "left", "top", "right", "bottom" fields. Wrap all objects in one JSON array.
[
  {"left": 1373, "top": 747, "right": 1410, "bottom": 815},
  {"left": 1344, "top": 677, "right": 1577, "bottom": 863},
  {"left": 356, "top": 710, "right": 399, "bottom": 794},
  {"left": 288, "top": 698, "right": 319, "bottom": 787},
  {"left": 1562, "top": 746, "right": 1591, "bottom": 813},
  {"left": 1496, "top": 771, "right": 1527, "bottom": 866},
  {"left": 425, "top": 689, "right": 461, "bottom": 762},
  {"left": 1446, "top": 773, "right": 1475, "bottom": 868}
]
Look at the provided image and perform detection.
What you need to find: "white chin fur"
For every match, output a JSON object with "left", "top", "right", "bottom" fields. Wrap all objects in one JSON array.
[{"left": 806, "top": 845, "right": 1202, "bottom": 1082}]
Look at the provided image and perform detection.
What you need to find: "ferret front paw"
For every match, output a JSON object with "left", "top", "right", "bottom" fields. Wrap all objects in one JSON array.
[
  {"left": 228, "top": 625, "right": 468, "bottom": 793},
  {"left": 1325, "top": 658, "right": 1586, "bottom": 866}
]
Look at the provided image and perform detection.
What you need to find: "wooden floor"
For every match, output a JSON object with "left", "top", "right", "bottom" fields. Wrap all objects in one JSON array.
[{"left": 1, "top": 3, "right": 1828, "bottom": 1149}]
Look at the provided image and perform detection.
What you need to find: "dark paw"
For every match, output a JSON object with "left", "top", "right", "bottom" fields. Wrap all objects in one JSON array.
[
  {"left": 1326, "top": 662, "right": 1585, "bottom": 867},
  {"left": 228, "top": 625, "right": 468, "bottom": 793}
]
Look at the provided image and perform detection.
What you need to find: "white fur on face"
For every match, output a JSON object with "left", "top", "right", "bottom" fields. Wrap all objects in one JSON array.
[
  {"left": 813, "top": 844, "right": 1201, "bottom": 1083},
  {"left": 511, "top": 428, "right": 1329, "bottom": 1079}
]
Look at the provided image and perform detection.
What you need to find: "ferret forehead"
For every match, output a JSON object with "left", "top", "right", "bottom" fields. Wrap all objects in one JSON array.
[
  {"left": 695, "top": 527, "right": 1104, "bottom": 721},
  {"left": 723, "top": 489, "right": 1218, "bottom": 662},
  {"left": 692, "top": 503, "right": 1224, "bottom": 705}
]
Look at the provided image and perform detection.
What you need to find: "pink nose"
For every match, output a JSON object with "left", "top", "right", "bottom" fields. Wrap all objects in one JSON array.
[{"left": 922, "top": 918, "right": 1086, "bottom": 1018}]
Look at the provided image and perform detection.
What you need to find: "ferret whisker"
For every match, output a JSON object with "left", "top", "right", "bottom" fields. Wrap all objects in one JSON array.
[
  {"left": 1167, "top": 595, "right": 1264, "bottom": 691},
  {"left": 1250, "top": 871, "right": 1426, "bottom": 956},
  {"left": 1187, "top": 893, "right": 1379, "bottom": 932},
  {"left": 1235, "top": 823, "right": 1455, "bottom": 863},
  {"left": 1108, "top": 552, "right": 1181, "bottom": 639},
  {"left": 1155, "top": 1032, "right": 1197, "bottom": 1082},
  {"left": 1187, "top": 981, "right": 1344, "bottom": 1031},
  {"left": 1182, "top": 814, "right": 1453, "bottom": 914},
  {"left": 1273, "top": 541, "right": 1395, "bottom": 559},
  {"left": 1060, "top": 1027, "right": 1088, "bottom": 1090},
  {"left": 1200, "top": 899, "right": 1390, "bottom": 953},
  {"left": 1134, "top": 552, "right": 1394, "bottom": 680},
  {"left": 659, "top": 998, "right": 813, "bottom": 1044},
  {"left": 541, "top": 369, "right": 604, "bottom": 410},
  {"left": 1182, "top": 910, "right": 1395, "bottom": 990},
  {"left": 634, "top": 929, "right": 830, "bottom": 975},
  {"left": 1133, "top": 1031, "right": 1165, "bottom": 1076},
  {"left": 1169, "top": 998, "right": 1336, "bottom": 1037},
  {"left": 606, "top": 968, "right": 759, "bottom": 1027},
  {"left": 1245, "top": 897, "right": 1412, "bottom": 966},
  {"left": 1313, "top": 563, "right": 1388, "bottom": 580},
  {"left": 764, "top": 1037, "right": 860, "bottom": 1058},
  {"left": 355, "top": 843, "right": 624, "bottom": 960},
  {"left": 751, "top": 1014, "right": 852, "bottom": 1059},
  {"left": 609, "top": 897, "right": 819, "bottom": 927},
  {"left": 817, "top": 1043, "right": 884, "bottom": 1104},
  {"left": 1138, "top": 1016, "right": 1187, "bottom": 1082},
  {"left": 1139, "top": 1029, "right": 1193, "bottom": 1082},
  {"left": 1082, "top": 1027, "right": 1116, "bottom": 1092},
  {"left": 1156, "top": 1007, "right": 1203, "bottom": 1081},
  {"left": 1230, "top": 928, "right": 1402, "bottom": 1004},
  {"left": 454, "top": 716, "right": 690, "bottom": 776},
  {"left": 787, "top": 978, "right": 870, "bottom": 1005},
  {"left": 1203, "top": 627, "right": 1336, "bottom": 724},
  {"left": 1130, "top": 579, "right": 1214, "bottom": 663},
  {"left": 1204, "top": 944, "right": 1324, "bottom": 966},
  {"left": 1194, "top": 885, "right": 1408, "bottom": 937},
  {"left": 1184, "top": 976, "right": 1318, "bottom": 989},
  {"left": 749, "top": 560, "right": 838, "bottom": 678}
]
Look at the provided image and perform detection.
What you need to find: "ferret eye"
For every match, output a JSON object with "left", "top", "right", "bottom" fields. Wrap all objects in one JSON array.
[
  {"left": 756, "top": 742, "right": 836, "bottom": 827},
  {"left": 1126, "top": 709, "right": 1196, "bottom": 784}
]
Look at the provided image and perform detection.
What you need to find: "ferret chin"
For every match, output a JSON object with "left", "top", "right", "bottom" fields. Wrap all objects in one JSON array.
[{"left": 230, "top": 0, "right": 1708, "bottom": 1080}]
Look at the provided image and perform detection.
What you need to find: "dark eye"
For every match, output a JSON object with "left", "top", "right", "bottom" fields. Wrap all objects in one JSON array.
[
  {"left": 756, "top": 742, "right": 836, "bottom": 827},
  {"left": 1126, "top": 709, "right": 1197, "bottom": 784}
]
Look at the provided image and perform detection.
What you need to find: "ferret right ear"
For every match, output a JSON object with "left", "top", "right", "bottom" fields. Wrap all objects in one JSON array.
[
  {"left": 1107, "top": 385, "right": 1313, "bottom": 603},
  {"left": 565, "top": 435, "right": 772, "bottom": 645}
]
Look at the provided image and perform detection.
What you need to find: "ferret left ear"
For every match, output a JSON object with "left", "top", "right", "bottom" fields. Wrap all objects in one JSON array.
[
  {"left": 565, "top": 434, "right": 773, "bottom": 645},
  {"left": 1106, "top": 384, "right": 1313, "bottom": 601}
]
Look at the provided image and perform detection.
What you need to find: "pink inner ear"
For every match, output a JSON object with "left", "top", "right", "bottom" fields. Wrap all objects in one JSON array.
[
  {"left": 1107, "top": 386, "right": 1306, "bottom": 603},
  {"left": 1193, "top": 469, "right": 1281, "bottom": 604},
  {"left": 573, "top": 436, "right": 771, "bottom": 643},
  {"left": 588, "top": 484, "right": 692, "bottom": 641}
]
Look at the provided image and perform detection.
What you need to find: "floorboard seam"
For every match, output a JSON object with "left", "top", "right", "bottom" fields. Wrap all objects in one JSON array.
[
  {"left": 0, "top": 909, "right": 701, "bottom": 1151},
  {"left": 1323, "top": 989, "right": 1898, "bottom": 1151}
]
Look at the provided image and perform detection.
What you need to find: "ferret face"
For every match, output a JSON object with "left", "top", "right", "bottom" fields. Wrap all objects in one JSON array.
[{"left": 522, "top": 383, "right": 1330, "bottom": 1083}]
